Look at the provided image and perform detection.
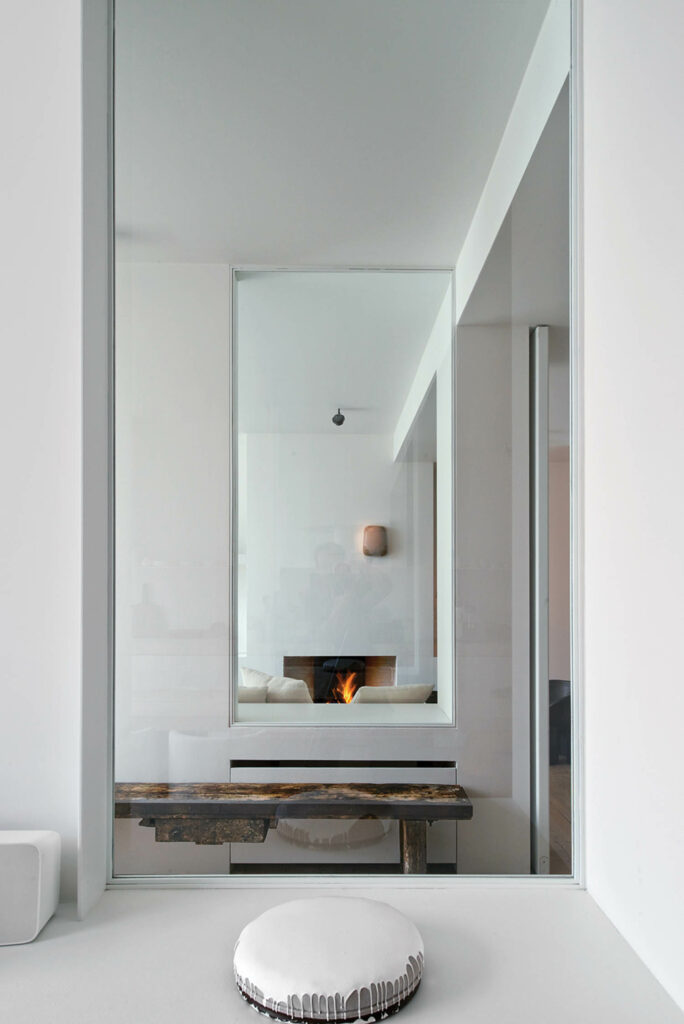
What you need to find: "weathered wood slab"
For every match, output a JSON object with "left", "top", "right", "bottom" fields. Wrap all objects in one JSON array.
[
  {"left": 115, "top": 782, "right": 473, "bottom": 822},
  {"left": 140, "top": 817, "right": 270, "bottom": 845},
  {"left": 116, "top": 782, "right": 472, "bottom": 869}
]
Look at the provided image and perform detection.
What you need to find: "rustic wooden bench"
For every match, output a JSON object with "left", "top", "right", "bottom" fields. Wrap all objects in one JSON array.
[{"left": 115, "top": 782, "right": 473, "bottom": 874}]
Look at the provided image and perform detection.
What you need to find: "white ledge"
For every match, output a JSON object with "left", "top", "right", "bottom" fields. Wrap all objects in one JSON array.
[
  {"left": 235, "top": 703, "right": 452, "bottom": 727},
  {"left": 2, "top": 887, "right": 682, "bottom": 1023}
]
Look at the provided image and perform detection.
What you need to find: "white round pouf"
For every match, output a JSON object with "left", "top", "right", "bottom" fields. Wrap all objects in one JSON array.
[{"left": 233, "top": 897, "right": 424, "bottom": 1022}]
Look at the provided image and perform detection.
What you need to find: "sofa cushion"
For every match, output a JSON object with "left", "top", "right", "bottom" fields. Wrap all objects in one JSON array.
[
  {"left": 237, "top": 683, "right": 268, "bottom": 703},
  {"left": 351, "top": 683, "right": 434, "bottom": 704},
  {"left": 266, "top": 675, "right": 312, "bottom": 703},
  {"left": 240, "top": 666, "right": 273, "bottom": 689}
]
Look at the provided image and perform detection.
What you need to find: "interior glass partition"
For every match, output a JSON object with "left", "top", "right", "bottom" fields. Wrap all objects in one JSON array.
[
  {"left": 112, "top": 0, "right": 572, "bottom": 879},
  {"left": 233, "top": 269, "right": 453, "bottom": 727}
]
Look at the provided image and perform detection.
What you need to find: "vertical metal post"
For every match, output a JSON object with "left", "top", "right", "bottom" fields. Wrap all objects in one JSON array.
[
  {"left": 511, "top": 327, "right": 532, "bottom": 863},
  {"left": 531, "top": 326, "right": 550, "bottom": 874}
]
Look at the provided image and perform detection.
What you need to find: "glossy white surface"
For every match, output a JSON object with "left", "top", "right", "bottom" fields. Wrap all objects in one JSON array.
[
  {"left": 233, "top": 897, "right": 423, "bottom": 1016},
  {"left": 1, "top": 888, "right": 682, "bottom": 1023}
]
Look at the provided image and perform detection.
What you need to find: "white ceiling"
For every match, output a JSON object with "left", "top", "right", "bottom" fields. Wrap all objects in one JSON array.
[
  {"left": 236, "top": 271, "right": 451, "bottom": 434},
  {"left": 115, "top": 0, "right": 552, "bottom": 265}
]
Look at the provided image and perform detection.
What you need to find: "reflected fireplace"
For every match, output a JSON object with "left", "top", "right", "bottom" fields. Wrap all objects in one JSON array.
[
  {"left": 283, "top": 656, "right": 397, "bottom": 703},
  {"left": 318, "top": 658, "right": 364, "bottom": 703}
]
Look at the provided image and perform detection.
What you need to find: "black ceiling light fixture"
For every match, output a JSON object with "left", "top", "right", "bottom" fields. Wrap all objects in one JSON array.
[{"left": 332, "top": 408, "right": 345, "bottom": 427}]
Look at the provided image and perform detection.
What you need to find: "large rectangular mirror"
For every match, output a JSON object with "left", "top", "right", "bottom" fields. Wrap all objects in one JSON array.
[{"left": 113, "top": 0, "right": 573, "bottom": 879}]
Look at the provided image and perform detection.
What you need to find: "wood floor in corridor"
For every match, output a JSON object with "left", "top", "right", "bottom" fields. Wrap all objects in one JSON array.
[{"left": 550, "top": 764, "right": 572, "bottom": 874}]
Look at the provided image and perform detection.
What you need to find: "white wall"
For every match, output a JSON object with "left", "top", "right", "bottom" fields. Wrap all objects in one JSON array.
[
  {"left": 241, "top": 432, "right": 435, "bottom": 688},
  {"left": 0, "top": 0, "right": 82, "bottom": 900},
  {"left": 115, "top": 263, "right": 440, "bottom": 750},
  {"left": 583, "top": 0, "right": 684, "bottom": 1010},
  {"left": 455, "top": 326, "right": 531, "bottom": 874},
  {"left": 114, "top": 263, "right": 232, "bottom": 747},
  {"left": 393, "top": 286, "right": 452, "bottom": 460}
]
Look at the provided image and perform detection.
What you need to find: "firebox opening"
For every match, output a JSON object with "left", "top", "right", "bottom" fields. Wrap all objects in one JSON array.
[{"left": 282, "top": 655, "right": 397, "bottom": 703}]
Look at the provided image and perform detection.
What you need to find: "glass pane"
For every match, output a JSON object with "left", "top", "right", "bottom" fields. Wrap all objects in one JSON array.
[
  {"left": 113, "top": 0, "right": 572, "bottom": 878},
  {"left": 233, "top": 270, "right": 452, "bottom": 727}
]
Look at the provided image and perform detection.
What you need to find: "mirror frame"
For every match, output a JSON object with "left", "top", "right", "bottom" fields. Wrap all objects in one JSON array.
[{"left": 228, "top": 265, "right": 457, "bottom": 730}]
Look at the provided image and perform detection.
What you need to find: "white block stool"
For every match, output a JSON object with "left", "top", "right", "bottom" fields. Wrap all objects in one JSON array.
[
  {"left": 0, "top": 831, "right": 61, "bottom": 945},
  {"left": 234, "top": 896, "right": 424, "bottom": 1022}
]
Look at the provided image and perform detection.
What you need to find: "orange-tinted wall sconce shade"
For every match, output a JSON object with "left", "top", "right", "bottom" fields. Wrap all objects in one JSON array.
[{"left": 363, "top": 525, "right": 388, "bottom": 557}]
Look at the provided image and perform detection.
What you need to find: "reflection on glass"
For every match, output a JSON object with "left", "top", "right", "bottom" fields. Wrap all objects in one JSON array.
[
  {"left": 112, "top": 0, "right": 573, "bottom": 879},
  {"left": 234, "top": 271, "right": 453, "bottom": 725},
  {"left": 547, "top": 331, "right": 571, "bottom": 874}
]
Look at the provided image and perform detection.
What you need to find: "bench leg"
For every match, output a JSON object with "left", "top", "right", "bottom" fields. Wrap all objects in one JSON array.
[{"left": 399, "top": 820, "right": 427, "bottom": 874}]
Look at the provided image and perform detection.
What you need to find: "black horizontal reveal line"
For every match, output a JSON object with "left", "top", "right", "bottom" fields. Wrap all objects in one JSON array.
[{"left": 229, "top": 760, "right": 456, "bottom": 769}]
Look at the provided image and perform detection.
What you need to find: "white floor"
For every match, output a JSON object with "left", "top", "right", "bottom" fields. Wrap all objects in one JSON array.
[{"left": 1, "top": 886, "right": 682, "bottom": 1023}]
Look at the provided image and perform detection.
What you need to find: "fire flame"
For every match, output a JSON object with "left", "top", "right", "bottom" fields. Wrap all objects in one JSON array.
[{"left": 330, "top": 671, "right": 359, "bottom": 704}]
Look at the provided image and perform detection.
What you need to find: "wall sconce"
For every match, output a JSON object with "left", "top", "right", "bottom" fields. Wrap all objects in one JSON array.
[{"left": 363, "top": 525, "right": 388, "bottom": 557}]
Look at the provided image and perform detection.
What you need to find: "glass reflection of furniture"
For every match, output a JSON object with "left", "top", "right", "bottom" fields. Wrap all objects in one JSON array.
[
  {"left": 549, "top": 680, "right": 571, "bottom": 765},
  {"left": 233, "top": 270, "right": 454, "bottom": 726},
  {"left": 115, "top": 781, "right": 473, "bottom": 874}
]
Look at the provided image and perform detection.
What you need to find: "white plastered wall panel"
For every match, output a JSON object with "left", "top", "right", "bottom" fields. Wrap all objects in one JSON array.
[
  {"left": 583, "top": 0, "right": 684, "bottom": 1010},
  {"left": 0, "top": 0, "right": 83, "bottom": 901},
  {"left": 80, "top": 0, "right": 112, "bottom": 918}
]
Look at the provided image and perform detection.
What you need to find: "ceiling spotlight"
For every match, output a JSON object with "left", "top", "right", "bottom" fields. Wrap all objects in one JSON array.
[{"left": 332, "top": 408, "right": 345, "bottom": 427}]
